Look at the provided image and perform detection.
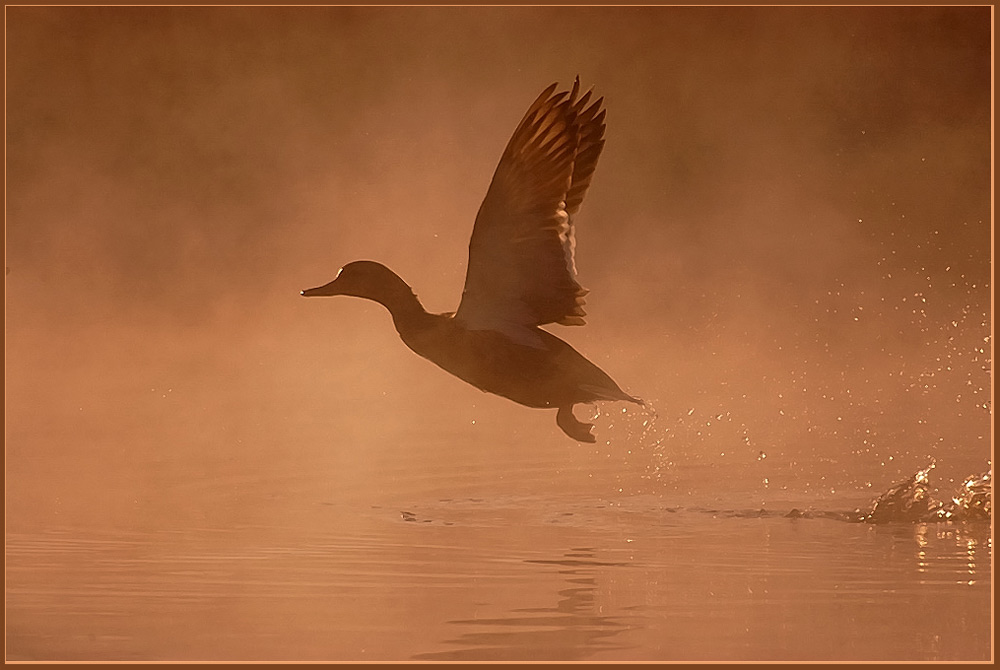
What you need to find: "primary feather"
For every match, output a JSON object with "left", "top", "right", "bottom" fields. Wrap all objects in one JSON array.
[{"left": 455, "top": 77, "right": 607, "bottom": 347}]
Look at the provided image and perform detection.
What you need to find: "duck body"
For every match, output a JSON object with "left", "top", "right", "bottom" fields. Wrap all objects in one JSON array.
[
  {"left": 303, "top": 260, "right": 639, "bottom": 442},
  {"left": 303, "top": 79, "right": 641, "bottom": 442},
  {"left": 399, "top": 310, "right": 636, "bottom": 411}
]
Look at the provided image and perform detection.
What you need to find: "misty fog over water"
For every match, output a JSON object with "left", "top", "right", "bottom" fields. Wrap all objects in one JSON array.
[{"left": 5, "top": 6, "right": 992, "bottom": 661}]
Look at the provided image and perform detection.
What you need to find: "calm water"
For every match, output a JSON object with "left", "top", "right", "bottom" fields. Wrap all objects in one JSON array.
[
  {"left": 7, "top": 5, "right": 993, "bottom": 662},
  {"left": 5, "top": 404, "right": 992, "bottom": 662}
]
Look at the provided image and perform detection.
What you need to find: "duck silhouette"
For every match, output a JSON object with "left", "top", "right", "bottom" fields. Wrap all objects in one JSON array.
[{"left": 302, "top": 78, "right": 641, "bottom": 442}]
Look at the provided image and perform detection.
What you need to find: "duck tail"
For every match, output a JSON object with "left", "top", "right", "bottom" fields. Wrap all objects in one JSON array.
[{"left": 579, "top": 383, "right": 643, "bottom": 406}]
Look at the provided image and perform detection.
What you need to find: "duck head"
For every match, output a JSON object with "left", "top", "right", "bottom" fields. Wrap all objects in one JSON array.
[{"left": 301, "top": 260, "right": 413, "bottom": 303}]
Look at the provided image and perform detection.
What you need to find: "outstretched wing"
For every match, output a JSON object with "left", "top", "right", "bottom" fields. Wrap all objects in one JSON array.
[{"left": 455, "top": 78, "right": 607, "bottom": 346}]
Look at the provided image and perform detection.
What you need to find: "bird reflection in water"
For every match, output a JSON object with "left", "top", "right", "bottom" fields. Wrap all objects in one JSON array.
[{"left": 413, "top": 547, "right": 633, "bottom": 661}]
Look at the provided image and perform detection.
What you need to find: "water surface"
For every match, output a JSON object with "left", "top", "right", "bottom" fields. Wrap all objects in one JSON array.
[
  {"left": 5, "top": 410, "right": 992, "bottom": 661},
  {"left": 5, "top": 5, "right": 992, "bottom": 662}
]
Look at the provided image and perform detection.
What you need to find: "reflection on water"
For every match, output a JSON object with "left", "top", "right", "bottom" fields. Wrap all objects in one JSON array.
[
  {"left": 415, "top": 548, "right": 631, "bottom": 661},
  {"left": 4, "top": 353, "right": 991, "bottom": 661},
  {"left": 4, "top": 382, "right": 991, "bottom": 662},
  {"left": 6, "top": 492, "right": 992, "bottom": 661}
]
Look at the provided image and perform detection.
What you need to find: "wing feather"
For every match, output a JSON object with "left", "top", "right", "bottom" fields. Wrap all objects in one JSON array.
[{"left": 455, "top": 78, "right": 607, "bottom": 345}]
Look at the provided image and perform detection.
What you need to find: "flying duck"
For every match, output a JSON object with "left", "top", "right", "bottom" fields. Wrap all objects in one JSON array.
[{"left": 302, "top": 78, "right": 641, "bottom": 442}]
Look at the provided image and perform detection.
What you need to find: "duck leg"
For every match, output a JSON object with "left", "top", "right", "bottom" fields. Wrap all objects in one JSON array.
[{"left": 556, "top": 405, "right": 597, "bottom": 443}]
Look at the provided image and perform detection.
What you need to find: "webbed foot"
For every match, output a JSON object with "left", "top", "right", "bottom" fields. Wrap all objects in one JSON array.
[{"left": 556, "top": 405, "right": 597, "bottom": 443}]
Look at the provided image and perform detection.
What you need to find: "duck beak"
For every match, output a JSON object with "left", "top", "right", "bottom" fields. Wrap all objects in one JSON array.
[{"left": 300, "top": 280, "right": 341, "bottom": 297}]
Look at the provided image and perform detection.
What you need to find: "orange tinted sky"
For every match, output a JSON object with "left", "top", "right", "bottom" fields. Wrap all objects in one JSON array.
[{"left": 6, "top": 6, "right": 992, "bottom": 509}]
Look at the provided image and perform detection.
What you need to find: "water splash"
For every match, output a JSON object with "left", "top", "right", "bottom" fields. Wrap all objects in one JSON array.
[
  {"left": 864, "top": 461, "right": 938, "bottom": 523},
  {"left": 942, "top": 469, "right": 991, "bottom": 521},
  {"left": 863, "top": 462, "right": 991, "bottom": 524}
]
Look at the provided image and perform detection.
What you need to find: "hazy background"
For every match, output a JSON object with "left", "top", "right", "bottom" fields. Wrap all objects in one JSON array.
[{"left": 6, "top": 6, "right": 991, "bottom": 535}]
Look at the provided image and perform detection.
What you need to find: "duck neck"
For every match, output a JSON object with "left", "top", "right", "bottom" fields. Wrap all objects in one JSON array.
[{"left": 369, "top": 275, "right": 429, "bottom": 332}]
